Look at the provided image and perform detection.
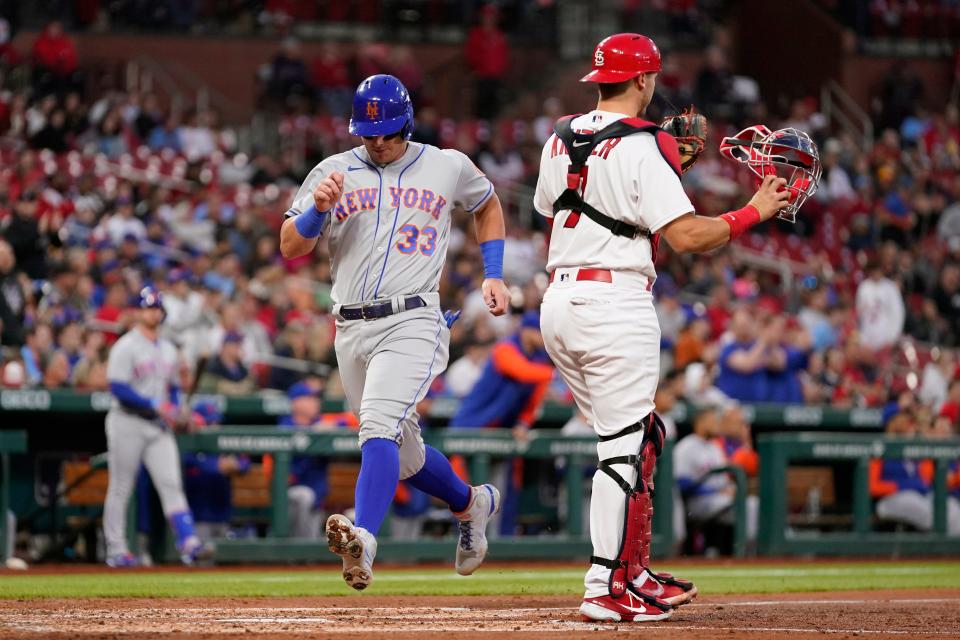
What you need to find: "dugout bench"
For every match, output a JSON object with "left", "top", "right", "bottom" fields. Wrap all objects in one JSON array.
[{"left": 757, "top": 432, "right": 960, "bottom": 556}]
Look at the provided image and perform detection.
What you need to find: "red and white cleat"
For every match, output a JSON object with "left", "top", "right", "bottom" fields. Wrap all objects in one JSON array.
[{"left": 579, "top": 589, "right": 673, "bottom": 623}]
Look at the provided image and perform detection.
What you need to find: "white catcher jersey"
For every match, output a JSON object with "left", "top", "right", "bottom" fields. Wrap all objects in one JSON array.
[
  {"left": 106, "top": 328, "right": 178, "bottom": 410},
  {"left": 286, "top": 142, "right": 493, "bottom": 305},
  {"left": 534, "top": 110, "right": 693, "bottom": 281}
]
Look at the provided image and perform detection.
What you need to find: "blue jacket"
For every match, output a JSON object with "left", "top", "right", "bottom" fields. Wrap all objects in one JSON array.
[
  {"left": 716, "top": 341, "right": 767, "bottom": 403},
  {"left": 450, "top": 334, "right": 552, "bottom": 428},
  {"left": 279, "top": 417, "right": 329, "bottom": 507}
]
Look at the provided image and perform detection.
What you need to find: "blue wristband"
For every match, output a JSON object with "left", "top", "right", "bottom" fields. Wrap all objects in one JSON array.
[
  {"left": 293, "top": 204, "right": 329, "bottom": 239},
  {"left": 479, "top": 239, "right": 504, "bottom": 280}
]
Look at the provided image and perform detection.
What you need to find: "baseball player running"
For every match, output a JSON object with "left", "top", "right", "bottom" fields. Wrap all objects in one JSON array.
[
  {"left": 280, "top": 74, "right": 509, "bottom": 590},
  {"left": 103, "top": 286, "right": 209, "bottom": 566},
  {"left": 534, "top": 33, "right": 790, "bottom": 623}
]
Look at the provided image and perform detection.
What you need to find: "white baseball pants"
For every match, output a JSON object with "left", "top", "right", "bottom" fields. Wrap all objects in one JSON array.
[{"left": 541, "top": 270, "right": 661, "bottom": 597}]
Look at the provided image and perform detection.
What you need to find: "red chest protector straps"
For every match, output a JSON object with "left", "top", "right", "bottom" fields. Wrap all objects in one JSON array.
[{"left": 552, "top": 116, "right": 663, "bottom": 239}]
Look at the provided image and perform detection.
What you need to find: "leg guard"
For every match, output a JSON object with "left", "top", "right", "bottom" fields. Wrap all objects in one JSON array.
[
  {"left": 589, "top": 413, "right": 668, "bottom": 605},
  {"left": 635, "top": 416, "right": 695, "bottom": 595}
]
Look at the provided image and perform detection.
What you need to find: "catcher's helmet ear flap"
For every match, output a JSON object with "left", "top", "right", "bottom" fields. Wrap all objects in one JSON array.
[
  {"left": 747, "top": 128, "right": 822, "bottom": 223},
  {"left": 581, "top": 33, "right": 661, "bottom": 83},
  {"left": 349, "top": 74, "right": 415, "bottom": 140}
]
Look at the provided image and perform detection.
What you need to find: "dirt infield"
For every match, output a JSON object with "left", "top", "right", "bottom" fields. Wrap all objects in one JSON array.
[{"left": 0, "top": 589, "right": 957, "bottom": 639}]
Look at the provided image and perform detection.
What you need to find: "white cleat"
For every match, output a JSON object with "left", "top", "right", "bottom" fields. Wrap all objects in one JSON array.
[
  {"left": 453, "top": 484, "right": 501, "bottom": 576},
  {"left": 325, "top": 514, "right": 377, "bottom": 591}
]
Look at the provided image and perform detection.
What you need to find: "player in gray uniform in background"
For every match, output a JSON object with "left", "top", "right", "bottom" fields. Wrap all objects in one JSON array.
[
  {"left": 103, "top": 286, "right": 209, "bottom": 567},
  {"left": 280, "top": 75, "right": 508, "bottom": 590}
]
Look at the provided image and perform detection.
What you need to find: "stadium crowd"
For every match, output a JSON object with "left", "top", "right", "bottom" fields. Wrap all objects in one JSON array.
[{"left": 0, "top": 23, "right": 957, "bottom": 431}]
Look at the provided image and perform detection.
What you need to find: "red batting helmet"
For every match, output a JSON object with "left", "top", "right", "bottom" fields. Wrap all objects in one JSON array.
[{"left": 580, "top": 33, "right": 662, "bottom": 83}]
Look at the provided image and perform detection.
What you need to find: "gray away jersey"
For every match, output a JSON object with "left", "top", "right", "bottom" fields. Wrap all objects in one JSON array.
[
  {"left": 285, "top": 142, "right": 493, "bottom": 305},
  {"left": 106, "top": 328, "right": 179, "bottom": 410}
]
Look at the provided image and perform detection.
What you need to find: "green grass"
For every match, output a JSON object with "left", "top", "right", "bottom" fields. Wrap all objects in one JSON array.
[{"left": 1, "top": 562, "right": 959, "bottom": 599}]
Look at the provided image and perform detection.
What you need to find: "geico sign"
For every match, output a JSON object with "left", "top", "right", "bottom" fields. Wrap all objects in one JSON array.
[{"left": 0, "top": 390, "right": 52, "bottom": 410}]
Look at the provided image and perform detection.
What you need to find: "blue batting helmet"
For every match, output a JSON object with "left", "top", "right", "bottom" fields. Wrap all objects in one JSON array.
[
  {"left": 139, "top": 285, "right": 164, "bottom": 310},
  {"left": 349, "top": 74, "right": 414, "bottom": 140}
]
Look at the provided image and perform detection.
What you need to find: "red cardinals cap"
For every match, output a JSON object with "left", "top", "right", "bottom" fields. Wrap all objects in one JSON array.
[{"left": 581, "top": 33, "right": 662, "bottom": 83}]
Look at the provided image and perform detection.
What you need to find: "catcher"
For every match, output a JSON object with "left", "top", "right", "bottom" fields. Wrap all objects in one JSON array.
[{"left": 534, "top": 32, "right": 790, "bottom": 623}]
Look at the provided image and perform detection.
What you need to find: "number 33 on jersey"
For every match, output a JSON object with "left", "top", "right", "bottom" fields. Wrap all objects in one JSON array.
[{"left": 285, "top": 143, "right": 494, "bottom": 305}]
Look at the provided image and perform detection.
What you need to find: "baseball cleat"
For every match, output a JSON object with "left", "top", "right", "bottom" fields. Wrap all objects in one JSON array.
[
  {"left": 452, "top": 484, "right": 501, "bottom": 576},
  {"left": 179, "top": 536, "right": 216, "bottom": 566},
  {"left": 633, "top": 569, "right": 698, "bottom": 607},
  {"left": 579, "top": 590, "right": 673, "bottom": 623},
  {"left": 326, "top": 514, "right": 377, "bottom": 591},
  {"left": 105, "top": 552, "right": 140, "bottom": 568}
]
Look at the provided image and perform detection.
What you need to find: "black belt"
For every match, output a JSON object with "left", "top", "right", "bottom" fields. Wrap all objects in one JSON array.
[{"left": 339, "top": 295, "right": 427, "bottom": 321}]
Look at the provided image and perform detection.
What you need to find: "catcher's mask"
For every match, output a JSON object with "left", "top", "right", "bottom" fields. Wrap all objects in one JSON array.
[{"left": 720, "top": 126, "right": 821, "bottom": 223}]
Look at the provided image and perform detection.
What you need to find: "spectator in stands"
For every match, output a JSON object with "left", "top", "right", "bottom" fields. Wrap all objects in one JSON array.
[
  {"left": 390, "top": 46, "right": 424, "bottom": 108},
  {"left": 477, "top": 134, "right": 524, "bottom": 190},
  {"left": 197, "top": 331, "right": 255, "bottom": 396},
  {"left": 715, "top": 308, "right": 770, "bottom": 403},
  {"left": 147, "top": 113, "right": 183, "bottom": 153},
  {"left": 673, "top": 312, "right": 712, "bottom": 371},
  {"left": 855, "top": 259, "right": 905, "bottom": 351},
  {"left": 268, "top": 320, "right": 310, "bottom": 390},
  {"left": 31, "top": 21, "right": 79, "bottom": 95},
  {"left": 105, "top": 197, "right": 146, "bottom": 246},
  {"left": 798, "top": 281, "right": 838, "bottom": 352},
  {"left": 20, "top": 323, "right": 53, "bottom": 386},
  {"left": 3, "top": 191, "right": 49, "bottom": 279},
  {"left": 310, "top": 43, "right": 352, "bottom": 117},
  {"left": 695, "top": 47, "right": 733, "bottom": 120},
  {"left": 444, "top": 337, "right": 495, "bottom": 399},
  {"left": 95, "top": 107, "right": 129, "bottom": 158},
  {"left": 939, "top": 379, "right": 960, "bottom": 428},
  {"left": 765, "top": 317, "right": 811, "bottom": 404},
  {"left": 0, "top": 239, "right": 27, "bottom": 346},
  {"left": 932, "top": 264, "right": 960, "bottom": 343},
  {"left": 180, "top": 110, "right": 217, "bottom": 163},
  {"left": 71, "top": 330, "right": 108, "bottom": 391},
  {"left": 267, "top": 37, "right": 309, "bottom": 104},
  {"left": 871, "top": 412, "right": 960, "bottom": 535},
  {"left": 182, "top": 402, "right": 251, "bottom": 544},
  {"left": 30, "top": 108, "right": 69, "bottom": 152},
  {"left": 464, "top": 4, "right": 509, "bottom": 120},
  {"left": 161, "top": 268, "right": 206, "bottom": 353},
  {"left": 278, "top": 381, "right": 330, "bottom": 538},
  {"left": 919, "top": 350, "right": 956, "bottom": 413},
  {"left": 42, "top": 349, "right": 70, "bottom": 388},
  {"left": 655, "top": 286, "right": 686, "bottom": 349}
]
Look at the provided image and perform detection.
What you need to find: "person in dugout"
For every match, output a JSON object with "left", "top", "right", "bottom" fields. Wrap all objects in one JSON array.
[
  {"left": 270, "top": 381, "right": 359, "bottom": 538},
  {"left": 181, "top": 402, "right": 252, "bottom": 544},
  {"left": 870, "top": 411, "right": 960, "bottom": 535},
  {"left": 450, "top": 311, "right": 554, "bottom": 535}
]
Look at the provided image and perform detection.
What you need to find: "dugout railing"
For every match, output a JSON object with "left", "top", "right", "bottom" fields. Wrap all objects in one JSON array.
[
  {"left": 171, "top": 427, "right": 676, "bottom": 563},
  {"left": 757, "top": 432, "right": 960, "bottom": 556}
]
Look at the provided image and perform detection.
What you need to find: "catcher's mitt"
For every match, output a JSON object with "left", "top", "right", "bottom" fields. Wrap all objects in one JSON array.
[{"left": 660, "top": 107, "right": 707, "bottom": 173}]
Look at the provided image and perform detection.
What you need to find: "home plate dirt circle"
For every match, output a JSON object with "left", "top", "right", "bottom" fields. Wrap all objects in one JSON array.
[{"left": 0, "top": 591, "right": 957, "bottom": 639}]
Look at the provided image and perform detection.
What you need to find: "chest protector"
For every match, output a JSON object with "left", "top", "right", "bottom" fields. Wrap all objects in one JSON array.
[{"left": 551, "top": 116, "right": 664, "bottom": 239}]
